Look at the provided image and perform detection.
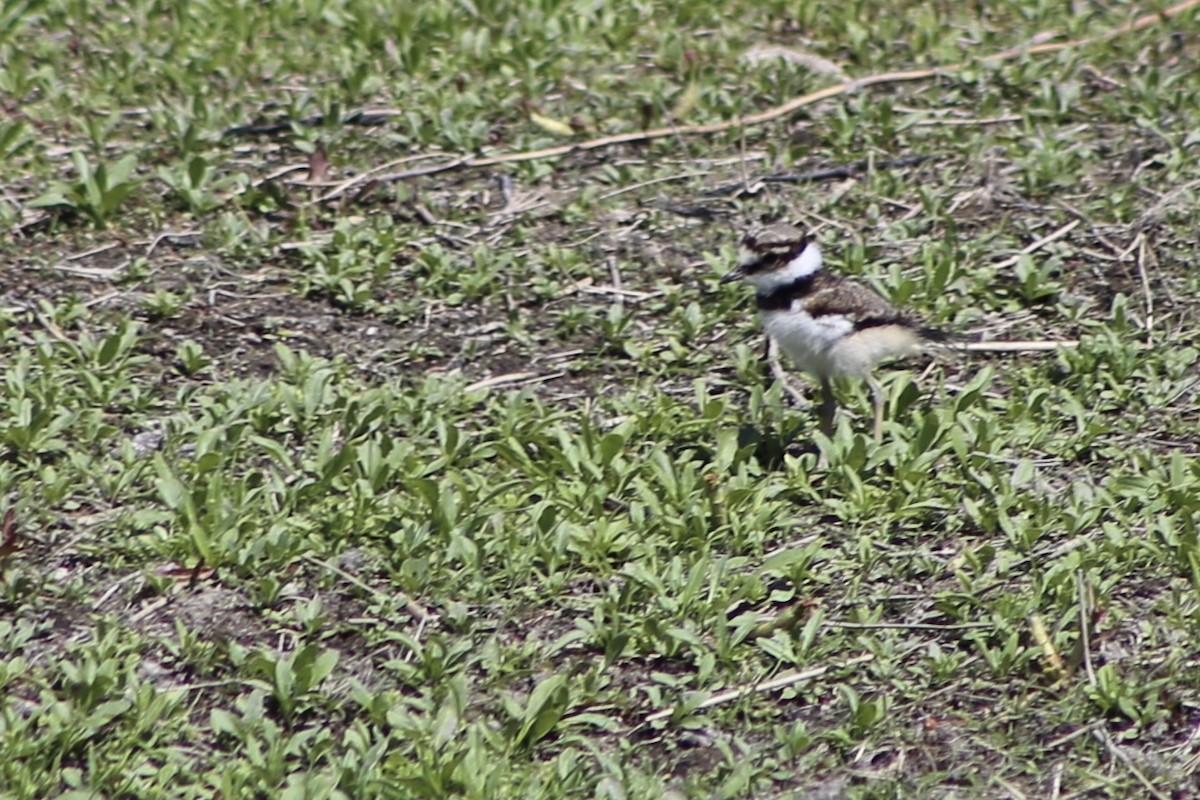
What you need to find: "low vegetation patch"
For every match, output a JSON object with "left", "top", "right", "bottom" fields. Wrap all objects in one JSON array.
[{"left": 3, "top": 1, "right": 1200, "bottom": 797}]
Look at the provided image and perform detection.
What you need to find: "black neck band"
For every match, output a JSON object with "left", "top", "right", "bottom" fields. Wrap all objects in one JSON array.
[{"left": 755, "top": 273, "right": 817, "bottom": 311}]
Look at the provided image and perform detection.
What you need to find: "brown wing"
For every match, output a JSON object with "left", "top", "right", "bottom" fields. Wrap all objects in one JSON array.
[{"left": 802, "top": 276, "right": 914, "bottom": 330}]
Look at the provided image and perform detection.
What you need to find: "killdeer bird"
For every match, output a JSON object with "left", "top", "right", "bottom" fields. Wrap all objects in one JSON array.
[{"left": 721, "top": 223, "right": 950, "bottom": 442}]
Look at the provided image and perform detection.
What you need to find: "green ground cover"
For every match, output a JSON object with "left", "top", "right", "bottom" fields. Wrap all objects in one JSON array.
[{"left": 3, "top": 1, "right": 1200, "bottom": 797}]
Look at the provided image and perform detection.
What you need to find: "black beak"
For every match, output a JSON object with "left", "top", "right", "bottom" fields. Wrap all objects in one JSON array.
[{"left": 719, "top": 266, "right": 744, "bottom": 284}]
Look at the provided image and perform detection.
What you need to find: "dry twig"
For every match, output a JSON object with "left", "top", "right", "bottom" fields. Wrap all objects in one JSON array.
[
  {"left": 1092, "top": 728, "right": 1171, "bottom": 800},
  {"left": 311, "top": 0, "right": 1200, "bottom": 202},
  {"left": 991, "top": 220, "right": 1081, "bottom": 271},
  {"left": 960, "top": 340, "right": 1079, "bottom": 352},
  {"left": 301, "top": 553, "right": 435, "bottom": 624},
  {"left": 823, "top": 620, "right": 993, "bottom": 632},
  {"left": 1135, "top": 234, "right": 1156, "bottom": 344},
  {"left": 463, "top": 372, "right": 565, "bottom": 392},
  {"left": 644, "top": 653, "right": 875, "bottom": 725}
]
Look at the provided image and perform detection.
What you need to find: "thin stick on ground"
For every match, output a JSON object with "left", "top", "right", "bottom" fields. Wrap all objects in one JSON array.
[
  {"left": 643, "top": 653, "right": 875, "bottom": 725},
  {"left": 463, "top": 372, "right": 564, "bottom": 392},
  {"left": 606, "top": 256, "right": 624, "bottom": 310},
  {"left": 1136, "top": 234, "right": 1156, "bottom": 344},
  {"left": 312, "top": 0, "right": 1200, "bottom": 201},
  {"left": 302, "top": 553, "right": 435, "bottom": 624},
  {"left": 991, "top": 220, "right": 1081, "bottom": 270},
  {"left": 1076, "top": 570, "right": 1097, "bottom": 687},
  {"left": 1092, "top": 728, "right": 1172, "bottom": 800},
  {"left": 596, "top": 171, "right": 708, "bottom": 201},
  {"left": 960, "top": 340, "right": 1079, "bottom": 352},
  {"left": 823, "top": 620, "right": 994, "bottom": 632},
  {"left": 1044, "top": 721, "right": 1106, "bottom": 750},
  {"left": 913, "top": 114, "right": 1022, "bottom": 127}
]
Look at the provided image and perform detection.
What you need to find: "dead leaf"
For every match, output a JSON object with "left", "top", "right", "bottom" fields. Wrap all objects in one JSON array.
[
  {"left": 0, "top": 509, "right": 18, "bottom": 558},
  {"left": 152, "top": 560, "right": 216, "bottom": 583},
  {"left": 307, "top": 147, "right": 330, "bottom": 182},
  {"left": 530, "top": 112, "right": 575, "bottom": 137},
  {"left": 672, "top": 82, "right": 700, "bottom": 120}
]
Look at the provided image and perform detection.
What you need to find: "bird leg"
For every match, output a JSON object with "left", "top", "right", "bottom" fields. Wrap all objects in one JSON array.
[
  {"left": 818, "top": 377, "right": 837, "bottom": 438},
  {"left": 766, "top": 339, "right": 808, "bottom": 407},
  {"left": 867, "top": 375, "right": 884, "bottom": 443}
]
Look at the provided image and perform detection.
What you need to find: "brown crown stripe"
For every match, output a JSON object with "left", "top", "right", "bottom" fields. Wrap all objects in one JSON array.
[
  {"left": 742, "top": 235, "right": 809, "bottom": 275},
  {"left": 744, "top": 223, "right": 808, "bottom": 250},
  {"left": 745, "top": 236, "right": 808, "bottom": 252}
]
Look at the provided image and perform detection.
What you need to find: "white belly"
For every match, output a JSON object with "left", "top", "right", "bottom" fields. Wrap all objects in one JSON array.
[
  {"left": 762, "top": 309, "right": 852, "bottom": 378},
  {"left": 762, "top": 310, "right": 922, "bottom": 380}
]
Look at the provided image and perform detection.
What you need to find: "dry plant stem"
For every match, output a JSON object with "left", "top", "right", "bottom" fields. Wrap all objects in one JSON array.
[
  {"left": 144, "top": 230, "right": 201, "bottom": 258},
  {"left": 1136, "top": 235, "right": 1155, "bottom": 344},
  {"left": 65, "top": 242, "right": 120, "bottom": 261},
  {"left": 52, "top": 262, "right": 128, "bottom": 280},
  {"left": 1076, "top": 570, "right": 1097, "bottom": 687},
  {"left": 644, "top": 653, "right": 875, "bottom": 724},
  {"left": 1029, "top": 612, "right": 1067, "bottom": 682},
  {"left": 1050, "top": 763, "right": 1064, "bottom": 800},
  {"left": 1092, "top": 728, "right": 1172, "bottom": 800},
  {"left": 463, "top": 372, "right": 565, "bottom": 392},
  {"left": 994, "top": 775, "right": 1029, "bottom": 800},
  {"left": 463, "top": 372, "right": 539, "bottom": 392},
  {"left": 991, "top": 220, "right": 1081, "bottom": 270},
  {"left": 823, "top": 620, "right": 993, "bottom": 631},
  {"left": 314, "top": 152, "right": 454, "bottom": 202},
  {"left": 301, "top": 553, "right": 435, "bottom": 624},
  {"left": 596, "top": 171, "right": 706, "bottom": 200},
  {"left": 330, "top": 71, "right": 932, "bottom": 195},
  {"left": 313, "top": 0, "right": 1200, "bottom": 201},
  {"left": 94, "top": 571, "right": 143, "bottom": 608},
  {"left": 1044, "top": 721, "right": 1105, "bottom": 750},
  {"left": 607, "top": 256, "right": 624, "bottom": 309},
  {"left": 913, "top": 114, "right": 1022, "bottom": 126},
  {"left": 82, "top": 291, "right": 123, "bottom": 309},
  {"left": 961, "top": 340, "right": 1079, "bottom": 352},
  {"left": 129, "top": 597, "right": 170, "bottom": 623}
]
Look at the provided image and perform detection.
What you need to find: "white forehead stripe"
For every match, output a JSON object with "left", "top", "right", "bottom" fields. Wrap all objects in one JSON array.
[
  {"left": 736, "top": 245, "right": 761, "bottom": 269},
  {"left": 785, "top": 242, "right": 822, "bottom": 279}
]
